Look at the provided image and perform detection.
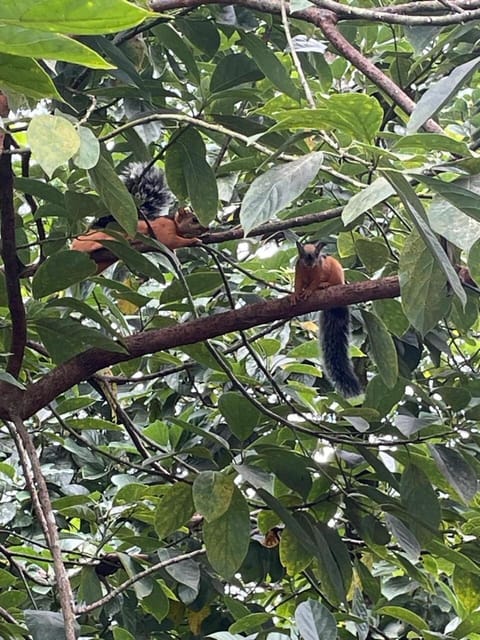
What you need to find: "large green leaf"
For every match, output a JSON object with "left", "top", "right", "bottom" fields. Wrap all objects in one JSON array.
[
  {"left": 88, "top": 156, "right": 138, "bottom": 235},
  {"left": 0, "top": 53, "right": 62, "bottom": 99},
  {"left": 27, "top": 115, "right": 80, "bottom": 176},
  {"left": 398, "top": 229, "right": 449, "bottom": 333},
  {"left": 362, "top": 310, "right": 398, "bottom": 389},
  {"left": 218, "top": 392, "right": 262, "bottom": 440},
  {"left": 154, "top": 483, "right": 195, "bottom": 539},
  {"left": 240, "top": 33, "right": 299, "bottom": 100},
  {"left": 193, "top": 471, "right": 235, "bottom": 522},
  {"left": 210, "top": 52, "right": 263, "bottom": 93},
  {"left": 32, "top": 251, "right": 97, "bottom": 297},
  {"left": 203, "top": 487, "right": 250, "bottom": 578},
  {"left": 33, "top": 316, "right": 126, "bottom": 363},
  {"left": 0, "top": 26, "right": 112, "bottom": 68},
  {"left": 430, "top": 445, "right": 477, "bottom": 503},
  {"left": 400, "top": 464, "right": 441, "bottom": 543},
  {"left": 165, "top": 128, "right": 218, "bottom": 225},
  {"left": 407, "top": 56, "right": 480, "bottom": 133},
  {"left": 386, "top": 170, "right": 466, "bottom": 307},
  {"left": 295, "top": 599, "right": 337, "bottom": 640},
  {"left": 0, "top": 0, "right": 150, "bottom": 34},
  {"left": 342, "top": 177, "right": 395, "bottom": 225},
  {"left": 240, "top": 152, "right": 323, "bottom": 234},
  {"left": 271, "top": 94, "right": 383, "bottom": 142}
]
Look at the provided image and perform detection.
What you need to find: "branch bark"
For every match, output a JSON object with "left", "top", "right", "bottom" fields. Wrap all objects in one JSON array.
[
  {"left": 8, "top": 417, "right": 76, "bottom": 640},
  {"left": 0, "top": 134, "right": 27, "bottom": 377},
  {"left": 13, "top": 276, "right": 400, "bottom": 420}
]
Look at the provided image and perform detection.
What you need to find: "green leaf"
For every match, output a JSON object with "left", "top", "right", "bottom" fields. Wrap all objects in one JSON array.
[
  {"left": 88, "top": 156, "right": 138, "bottom": 235},
  {"left": 468, "top": 237, "right": 480, "bottom": 284},
  {"left": 240, "top": 33, "right": 299, "bottom": 100},
  {"left": 193, "top": 471, "right": 235, "bottom": 522},
  {"left": 355, "top": 238, "right": 390, "bottom": 273},
  {"left": 27, "top": 115, "right": 80, "bottom": 176},
  {"left": 229, "top": 613, "right": 271, "bottom": 635},
  {"left": 279, "top": 528, "right": 313, "bottom": 575},
  {"left": 295, "top": 599, "right": 337, "bottom": 640},
  {"left": 240, "top": 152, "right": 323, "bottom": 235},
  {"left": 386, "top": 170, "right": 466, "bottom": 307},
  {"left": 392, "top": 133, "right": 470, "bottom": 156},
  {"left": 73, "top": 126, "right": 100, "bottom": 170},
  {"left": 271, "top": 94, "right": 383, "bottom": 143},
  {"left": 77, "top": 566, "right": 103, "bottom": 605},
  {"left": 372, "top": 299, "right": 409, "bottom": 337},
  {"left": 113, "top": 628, "right": 136, "bottom": 640},
  {"left": 0, "top": 52, "right": 62, "bottom": 99},
  {"left": 14, "top": 177, "right": 65, "bottom": 206},
  {"left": 407, "top": 56, "right": 480, "bottom": 133},
  {"left": 362, "top": 310, "right": 398, "bottom": 389},
  {"left": 24, "top": 610, "right": 80, "bottom": 640},
  {"left": 140, "top": 581, "right": 169, "bottom": 623},
  {"left": 453, "top": 567, "right": 480, "bottom": 614},
  {"left": 32, "top": 251, "right": 96, "bottom": 298},
  {"left": 33, "top": 316, "right": 126, "bottom": 363},
  {"left": 342, "top": 177, "right": 395, "bottom": 225},
  {"left": 258, "top": 447, "right": 312, "bottom": 497},
  {"left": 385, "top": 514, "right": 420, "bottom": 561},
  {"left": 400, "top": 465, "right": 440, "bottom": 543},
  {"left": 175, "top": 16, "right": 220, "bottom": 59},
  {"left": 96, "top": 238, "right": 166, "bottom": 281},
  {"left": 0, "top": 26, "right": 112, "bottom": 68},
  {"left": 430, "top": 444, "right": 477, "bottom": 503},
  {"left": 427, "top": 538, "right": 480, "bottom": 574},
  {"left": 154, "top": 483, "right": 195, "bottom": 539},
  {"left": 153, "top": 24, "right": 200, "bottom": 81},
  {"left": 165, "top": 128, "right": 218, "bottom": 226},
  {"left": 218, "top": 392, "right": 261, "bottom": 440},
  {"left": 0, "top": 0, "right": 151, "bottom": 35},
  {"left": 376, "top": 606, "right": 428, "bottom": 631},
  {"left": 398, "top": 229, "right": 450, "bottom": 333},
  {"left": 203, "top": 487, "right": 250, "bottom": 578},
  {"left": 416, "top": 174, "right": 480, "bottom": 224},
  {"left": 210, "top": 52, "right": 263, "bottom": 93}
]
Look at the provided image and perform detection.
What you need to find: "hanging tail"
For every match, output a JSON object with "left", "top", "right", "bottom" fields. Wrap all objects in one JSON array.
[{"left": 319, "top": 307, "right": 362, "bottom": 398}]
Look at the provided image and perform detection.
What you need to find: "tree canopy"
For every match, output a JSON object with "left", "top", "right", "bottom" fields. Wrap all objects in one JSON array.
[{"left": 1, "top": 0, "right": 480, "bottom": 639}]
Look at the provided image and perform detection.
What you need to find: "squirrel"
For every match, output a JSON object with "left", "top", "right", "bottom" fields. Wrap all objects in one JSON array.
[
  {"left": 71, "top": 162, "right": 207, "bottom": 273},
  {"left": 294, "top": 240, "right": 362, "bottom": 398}
]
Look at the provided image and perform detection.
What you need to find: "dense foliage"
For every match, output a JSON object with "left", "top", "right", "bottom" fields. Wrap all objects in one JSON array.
[{"left": 1, "top": 0, "right": 480, "bottom": 639}]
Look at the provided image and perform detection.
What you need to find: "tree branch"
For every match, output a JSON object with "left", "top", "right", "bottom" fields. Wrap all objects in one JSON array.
[
  {"left": 15, "top": 276, "right": 400, "bottom": 420},
  {"left": 0, "top": 134, "right": 27, "bottom": 377},
  {"left": 7, "top": 417, "right": 77, "bottom": 640}
]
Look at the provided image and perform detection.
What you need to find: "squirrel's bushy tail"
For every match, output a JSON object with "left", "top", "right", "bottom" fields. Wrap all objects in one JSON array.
[
  {"left": 122, "top": 162, "right": 173, "bottom": 220},
  {"left": 320, "top": 307, "right": 362, "bottom": 397}
]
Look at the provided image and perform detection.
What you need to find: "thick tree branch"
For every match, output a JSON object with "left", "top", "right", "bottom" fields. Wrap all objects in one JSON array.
[
  {"left": 0, "top": 135, "right": 27, "bottom": 377},
  {"left": 16, "top": 276, "right": 400, "bottom": 420}
]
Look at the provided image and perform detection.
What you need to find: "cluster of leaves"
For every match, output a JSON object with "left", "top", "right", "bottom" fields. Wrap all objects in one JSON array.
[{"left": 2, "top": 1, "right": 480, "bottom": 639}]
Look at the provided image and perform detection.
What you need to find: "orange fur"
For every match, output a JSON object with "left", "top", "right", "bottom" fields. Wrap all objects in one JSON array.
[
  {"left": 294, "top": 242, "right": 344, "bottom": 301},
  {"left": 71, "top": 210, "right": 206, "bottom": 274}
]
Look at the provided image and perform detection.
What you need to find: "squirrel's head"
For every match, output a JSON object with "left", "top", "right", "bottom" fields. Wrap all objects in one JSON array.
[{"left": 296, "top": 240, "right": 325, "bottom": 267}]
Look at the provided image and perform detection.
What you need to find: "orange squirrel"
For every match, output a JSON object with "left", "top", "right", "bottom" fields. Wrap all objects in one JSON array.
[
  {"left": 71, "top": 162, "right": 207, "bottom": 273},
  {"left": 294, "top": 240, "right": 362, "bottom": 398}
]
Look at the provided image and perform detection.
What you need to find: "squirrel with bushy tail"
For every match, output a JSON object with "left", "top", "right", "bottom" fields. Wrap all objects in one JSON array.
[
  {"left": 71, "top": 162, "right": 207, "bottom": 272},
  {"left": 294, "top": 240, "right": 362, "bottom": 398}
]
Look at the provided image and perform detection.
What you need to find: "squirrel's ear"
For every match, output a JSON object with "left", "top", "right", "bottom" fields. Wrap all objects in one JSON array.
[
  {"left": 315, "top": 240, "right": 326, "bottom": 252},
  {"left": 296, "top": 240, "right": 304, "bottom": 254}
]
